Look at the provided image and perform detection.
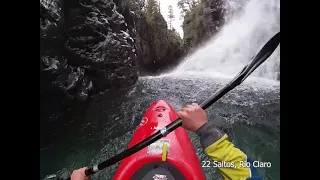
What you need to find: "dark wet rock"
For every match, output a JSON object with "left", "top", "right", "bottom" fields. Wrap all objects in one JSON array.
[
  {"left": 40, "top": 0, "right": 139, "bottom": 102},
  {"left": 40, "top": 0, "right": 139, "bottom": 148}
]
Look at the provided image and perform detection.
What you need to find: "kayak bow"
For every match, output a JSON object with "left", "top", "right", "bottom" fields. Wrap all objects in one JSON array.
[{"left": 113, "top": 100, "right": 205, "bottom": 180}]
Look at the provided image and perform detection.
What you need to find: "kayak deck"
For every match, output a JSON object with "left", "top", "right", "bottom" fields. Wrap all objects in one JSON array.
[{"left": 113, "top": 100, "right": 205, "bottom": 180}]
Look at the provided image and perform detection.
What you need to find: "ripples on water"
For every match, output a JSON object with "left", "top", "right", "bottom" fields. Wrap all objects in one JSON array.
[{"left": 40, "top": 76, "right": 279, "bottom": 180}]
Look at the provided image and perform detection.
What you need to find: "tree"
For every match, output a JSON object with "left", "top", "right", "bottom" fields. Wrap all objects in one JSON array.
[
  {"left": 177, "top": 0, "right": 199, "bottom": 19},
  {"left": 146, "top": 0, "right": 159, "bottom": 15},
  {"left": 167, "top": 5, "right": 175, "bottom": 30}
]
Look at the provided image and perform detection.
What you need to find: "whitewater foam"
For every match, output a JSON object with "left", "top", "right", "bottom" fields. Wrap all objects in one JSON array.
[{"left": 163, "top": 0, "right": 280, "bottom": 82}]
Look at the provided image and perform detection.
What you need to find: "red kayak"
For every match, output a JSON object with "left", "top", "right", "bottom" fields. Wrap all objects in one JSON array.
[{"left": 113, "top": 100, "right": 205, "bottom": 180}]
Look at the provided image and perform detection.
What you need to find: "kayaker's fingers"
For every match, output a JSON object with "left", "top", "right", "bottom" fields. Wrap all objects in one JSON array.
[
  {"left": 191, "top": 103, "right": 198, "bottom": 107},
  {"left": 71, "top": 167, "right": 91, "bottom": 180},
  {"left": 177, "top": 110, "right": 187, "bottom": 118},
  {"left": 190, "top": 103, "right": 204, "bottom": 113},
  {"left": 186, "top": 104, "right": 193, "bottom": 109},
  {"left": 180, "top": 107, "right": 189, "bottom": 112},
  {"left": 186, "top": 107, "right": 196, "bottom": 113},
  {"left": 193, "top": 104, "right": 202, "bottom": 111}
]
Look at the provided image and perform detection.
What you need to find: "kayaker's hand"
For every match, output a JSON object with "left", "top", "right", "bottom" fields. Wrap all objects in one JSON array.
[
  {"left": 71, "top": 167, "right": 91, "bottom": 180},
  {"left": 178, "top": 103, "right": 208, "bottom": 132}
]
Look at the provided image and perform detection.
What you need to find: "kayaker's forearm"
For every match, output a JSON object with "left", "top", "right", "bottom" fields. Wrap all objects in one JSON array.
[{"left": 197, "top": 122, "right": 262, "bottom": 180}]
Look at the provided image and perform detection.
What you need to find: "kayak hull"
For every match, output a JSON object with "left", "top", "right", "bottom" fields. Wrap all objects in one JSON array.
[{"left": 113, "top": 100, "right": 205, "bottom": 180}]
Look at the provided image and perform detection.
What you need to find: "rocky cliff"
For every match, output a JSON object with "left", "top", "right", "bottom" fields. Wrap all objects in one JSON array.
[
  {"left": 41, "top": 0, "right": 183, "bottom": 101},
  {"left": 40, "top": 0, "right": 141, "bottom": 148},
  {"left": 40, "top": 0, "right": 139, "bottom": 101},
  {"left": 133, "top": 0, "right": 183, "bottom": 75},
  {"left": 40, "top": 0, "right": 184, "bottom": 148}
]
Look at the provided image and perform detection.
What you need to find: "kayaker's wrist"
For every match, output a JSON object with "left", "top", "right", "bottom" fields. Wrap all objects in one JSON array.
[
  {"left": 196, "top": 121, "right": 225, "bottom": 149},
  {"left": 195, "top": 122, "right": 209, "bottom": 133}
]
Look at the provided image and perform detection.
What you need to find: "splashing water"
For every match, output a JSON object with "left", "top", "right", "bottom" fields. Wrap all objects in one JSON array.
[{"left": 165, "top": 0, "right": 280, "bottom": 82}]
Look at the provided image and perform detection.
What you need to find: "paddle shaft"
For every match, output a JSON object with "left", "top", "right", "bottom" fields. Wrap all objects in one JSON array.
[{"left": 64, "top": 31, "right": 279, "bottom": 179}]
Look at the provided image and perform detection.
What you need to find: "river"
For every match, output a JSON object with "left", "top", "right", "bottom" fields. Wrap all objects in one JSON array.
[
  {"left": 40, "top": 0, "right": 280, "bottom": 179},
  {"left": 40, "top": 75, "right": 280, "bottom": 180}
]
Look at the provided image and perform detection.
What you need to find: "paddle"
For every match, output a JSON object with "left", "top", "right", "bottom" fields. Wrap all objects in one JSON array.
[{"left": 65, "top": 31, "right": 280, "bottom": 180}]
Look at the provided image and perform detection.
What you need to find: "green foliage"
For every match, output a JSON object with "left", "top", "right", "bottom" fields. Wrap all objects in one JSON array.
[
  {"left": 168, "top": 5, "right": 175, "bottom": 30},
  {"left": 145, "top": 0, "right": 159, "bottom": 15},
  {"left": 177, "top": 0, "right": 200, "bottom": 19},
  {"left": 180, "top": 0, "right": 209, "bottom": 52}
]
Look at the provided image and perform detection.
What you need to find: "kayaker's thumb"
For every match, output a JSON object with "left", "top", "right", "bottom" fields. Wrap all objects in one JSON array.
[
  {"left": 177, "top": 110, "right": 185, "bottom": 119},
  {"left": 177, "top": 110, "right": 187, "bottom": 128}
]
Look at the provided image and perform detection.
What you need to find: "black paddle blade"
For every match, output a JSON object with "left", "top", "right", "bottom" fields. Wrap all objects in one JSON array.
[
  {"left": 241, "top": 31, "right": 280, "bottom": 81},
  {"left": 200, "top": 31, "right": 280, "bottom": 110}
]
